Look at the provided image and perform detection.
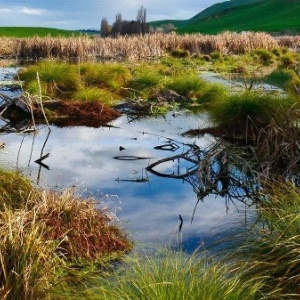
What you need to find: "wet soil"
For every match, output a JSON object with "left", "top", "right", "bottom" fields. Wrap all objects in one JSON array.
[
  {"left": 34, "top": 100, "right": 122, "bottom": 127},
  {"left": 1, "top": 100, "right": 122, "bottom": 128}
]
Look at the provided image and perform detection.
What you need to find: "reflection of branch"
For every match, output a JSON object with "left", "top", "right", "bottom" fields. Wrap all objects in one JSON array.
[
  {"left": 154, "top": 143, "right": 179, "bottom": 152},
  {"left": 40, "top": 129, "right": 51, "bottom": 157},
  {"left": 28, "top": 132, "right": 36, "bottom": 167},
  {"left": 115, "top": 177, "right": 148, "bottom": 183},
  {"left": 35, "top": 152, "right": 50, "bottom": 164},
  {"left": 179, "top": 214, "right": 183, "bottom": 232},
  {"left": 16, "top": 134, "right": 25, "bottom": 170},
  {"left": 191, "top": 197, "right": 203, "bottom": 225},
  {"left": 114, "top": 155, "right": 152, "bottom": 160},
  {"left": 35, "top": 160, "right": 50, "bottom": 170},
  {"left": 146, "top": 148, "right": 200, "bottom": 173},
  {"left": 35, "top": 129, "right": 51, "bottom": 185},
  {"left": 148, "top": 141, "right": 259, "bottom": 224},
  {"left": 147, "top": 165, "right": 198, "bottom": 179}
]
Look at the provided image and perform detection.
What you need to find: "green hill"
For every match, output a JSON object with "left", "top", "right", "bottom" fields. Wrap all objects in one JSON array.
[
  {"left": 0, "top": 27, "right": 84, "bottom": 37},
  {"left": 150, "top": 0, "right": 300, "bottom": 34},
  {"left": 188, "top": 0, "right": 263, "bottom": 23}
]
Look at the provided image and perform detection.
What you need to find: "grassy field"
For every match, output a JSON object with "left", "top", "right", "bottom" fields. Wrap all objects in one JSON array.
[
  {"left": 0, "top": 27, "right": 85, "bottom": 37},
  {"left": 151, "top": 0, "right": 300, "bottom": 34}
]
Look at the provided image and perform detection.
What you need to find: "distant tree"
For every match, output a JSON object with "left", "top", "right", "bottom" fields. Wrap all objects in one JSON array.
[
  {"left": 112, "top": 13, "right": 123, "bottom": 36},
  {"left": 162, "top": 23, "right": 176, "bottom": 33},
  {"left": 122, "top": 20, "right": 140, "bottom": 35},
  {"left": 136, "top": 5, "right": 147, "bottom": 35},
  {"left": 100, "top": 17, "right": 109, "bottom": 37}
]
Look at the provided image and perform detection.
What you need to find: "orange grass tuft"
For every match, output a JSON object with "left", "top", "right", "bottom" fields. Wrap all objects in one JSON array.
[{"left": 36, "top": 189, "right": 132, "bottom": 260}]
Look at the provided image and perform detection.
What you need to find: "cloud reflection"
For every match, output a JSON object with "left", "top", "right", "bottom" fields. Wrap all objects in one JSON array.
[{"left": 0, "top": 112, "right": 255, "bottom": 253}]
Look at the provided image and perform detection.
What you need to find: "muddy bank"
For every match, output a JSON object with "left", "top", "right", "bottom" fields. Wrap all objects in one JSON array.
[{"left": 0, "top": 99, "right": 122, "bottom": 129}]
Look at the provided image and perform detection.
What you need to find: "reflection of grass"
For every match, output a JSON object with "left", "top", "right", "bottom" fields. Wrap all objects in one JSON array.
[{"left": 264, "top": 69, "right": 293, "bottom": 90}]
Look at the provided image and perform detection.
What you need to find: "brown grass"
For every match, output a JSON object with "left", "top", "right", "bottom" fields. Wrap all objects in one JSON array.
[
  {"left": 0, "top": 32, "right": 282, "bottom": 61},
  {"left": 0, "top": 169, "right": 132, "bottom": 261},
  {"left": 35, "top": 188, "right": 132, "bottom": 260}
]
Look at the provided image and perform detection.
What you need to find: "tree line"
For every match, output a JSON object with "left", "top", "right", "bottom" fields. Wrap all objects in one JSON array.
[
  {"left": 100, "top": 6, "right": 149, "bottom": 37},
  {"left": 100, "top": 6, "right": 176, "bottom": 37}
]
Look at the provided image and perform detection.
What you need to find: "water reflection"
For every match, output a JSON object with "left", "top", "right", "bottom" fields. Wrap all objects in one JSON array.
[{"left": 0, "top": 111, "right": 256, "bottom": 253}]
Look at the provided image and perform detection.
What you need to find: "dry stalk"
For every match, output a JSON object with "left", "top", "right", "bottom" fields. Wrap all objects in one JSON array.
[{"left": 0, "top": 32, "right": 280, "bottom": 61}]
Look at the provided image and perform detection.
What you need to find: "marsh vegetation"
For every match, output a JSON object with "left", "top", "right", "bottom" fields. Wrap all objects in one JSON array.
[{"left": 1, "top": 31, "right": 300, "bottom": 299}]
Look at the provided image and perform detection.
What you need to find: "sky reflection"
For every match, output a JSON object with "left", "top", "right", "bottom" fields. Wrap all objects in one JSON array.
[{"left": 0, "top": 112, "right": 256, "bottom": 253}]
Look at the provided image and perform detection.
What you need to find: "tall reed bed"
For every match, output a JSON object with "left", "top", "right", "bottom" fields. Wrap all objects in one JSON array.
[
  {"left": 277, "top": 35, "right": 300, "bottom": 51},
  {"left": 0, "top": 37, "right": 18, "bottom": 57},
  {"left": 0, "top": 32, "right": 280, "bottom": 61}
]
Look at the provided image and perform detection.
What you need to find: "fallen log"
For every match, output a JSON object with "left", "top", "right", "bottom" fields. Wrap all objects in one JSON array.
[{"left": 0, "top": 91, "right": 30, "bottom": 114}]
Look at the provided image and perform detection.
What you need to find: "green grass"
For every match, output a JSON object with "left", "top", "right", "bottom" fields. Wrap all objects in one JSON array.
[
  {"left": 18, "top": 59, "right": 207, "bottom": 112},
  {"left": 206, "top": 90, "right": 300, "bottom": 136},
  {"left": 196, "top": 83, "right": 228, "bottom": 106},
  {"left": 73, "top": 88, "right": 114, "bottom": 105},
  {"left": 164, "top": 75, "right": 207, "bottom": 99},
  {"left": 80, "top": 63, "right": 132, "bottom": 90},
  {"left": 177, "top": 0, "right": 300, "bottom": 34},
  {"left": 0, "top": 27, "right": 82, "bottom": 37},
  {"left": 0, "top": 207, "right": 59, "bottom": 300},
  {"left": 56, "top": 250, "right": 262, "bottom": 300},
  {"left": 263, "top": 69, "right": 294, "bottom": 90},
  {"left": 237, "top": 181, "right": 300, "bottom": 298},
  {"left": 18, "top": 61, "right": 82, "bottom": 97}
]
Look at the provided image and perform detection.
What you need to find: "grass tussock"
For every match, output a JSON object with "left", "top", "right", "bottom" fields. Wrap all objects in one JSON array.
[
  {"left": 0, "top": 208, "right": 59, "bottom": 300},
  {"left": 0, "top": 169, "right": 33, "bottom": 210},
  {"left": 256, "top": 107, "right": 300, "bottom": 180},
  {"left": 60, "top": 250, "right": 262, "bottom": 300},
  {"left": 164, "top": 74, "right": 207, "bottom": 99},
  {"left": 206, "top": 91, "right": 300, "bottom": 136},
  {"left": 18, "top": 61, "right": 82, "bottom": 98},
  {"left": 0, "top": 169, "right": 132, "bottom": 299},
  {"left": 238, "top": 181, "right": 300, "bottom": 298},
  {"left": 18, "top": 59, "right": 207, "bottom": 114}
]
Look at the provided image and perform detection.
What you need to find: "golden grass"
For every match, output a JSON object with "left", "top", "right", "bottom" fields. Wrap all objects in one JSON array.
[
  {"left": 0, "top": 32, "right": 283, "bottom": 61},
  {"left": 0, "top": 168, "right": 132, "bottom": 299}
]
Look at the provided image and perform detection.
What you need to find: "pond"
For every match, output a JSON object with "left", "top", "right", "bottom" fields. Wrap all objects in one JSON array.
[
  {"left": 0, "top": 67, "right": 257, "bottom": 254},
  {"left": 0, "top": 114, "right": 257, "bottom": 252}
]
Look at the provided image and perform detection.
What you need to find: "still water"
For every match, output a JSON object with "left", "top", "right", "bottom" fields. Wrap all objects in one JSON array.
[
  {"left": 0, "top": 67, "right": 256, "bottom": 253},
  {"left": 0, "top": 112, "right": 255, "bottom": 253}
]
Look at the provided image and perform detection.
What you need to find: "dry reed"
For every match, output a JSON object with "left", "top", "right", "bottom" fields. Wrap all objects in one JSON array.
[{"left": 0, "top": 32, "right": 281, "bottom": 61}]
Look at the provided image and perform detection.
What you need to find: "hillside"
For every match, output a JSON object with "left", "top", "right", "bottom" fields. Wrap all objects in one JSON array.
[
  {"left": 0, "top": 27, "right": 85, "bottom": 37},
  {"left": 188, "top": 0, "right": 263, "bottom": 23},
  {"left": 150, "top": 0, "right": 300, "bottom": 34},
  {"left": 149, "top": 0, "right": 263, "bottom": 30}
]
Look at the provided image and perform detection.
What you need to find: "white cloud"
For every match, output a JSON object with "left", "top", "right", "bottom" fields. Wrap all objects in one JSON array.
[
  {"left": 20, "top": 6, "right": 46, "bottom": 16},
  {"left": 0, "top": 0, "right": 222, "bottom": 30},
  {"left": 0, "top": 8, "right": 12, "bottom": 13}
]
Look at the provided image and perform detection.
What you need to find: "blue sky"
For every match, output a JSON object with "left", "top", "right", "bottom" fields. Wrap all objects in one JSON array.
[{"left": 0, "top": 0, "right": 223, "bottom": 30}]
